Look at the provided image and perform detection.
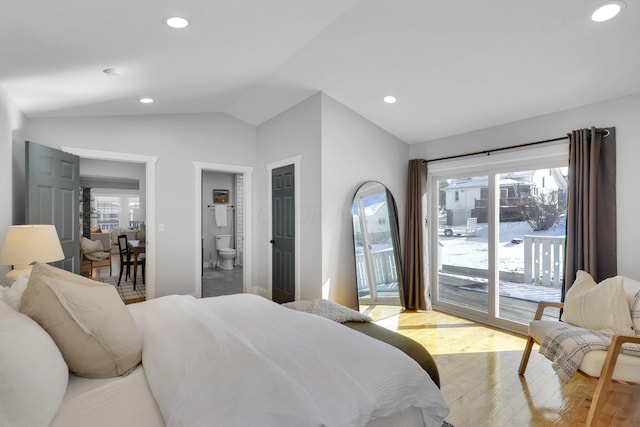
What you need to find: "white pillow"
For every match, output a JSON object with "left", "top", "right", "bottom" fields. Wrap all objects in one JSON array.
[
  {"left": 561, "top": 270, "right": 634, "bottom": 335},
  {"left": 622, "top": 276, "right": 640, "bottom": 308},
  {"left": 631, "top": 290, "right": 640, "bottom": 337},
  {"left": 0, "top": 275, "right": 30, "bottom": 310},
  {"left": 0, "top": 300, "right": 69, "bottom": 427},
  {"left": 81, "top": 236, "right": 103, "bottom": 252}
]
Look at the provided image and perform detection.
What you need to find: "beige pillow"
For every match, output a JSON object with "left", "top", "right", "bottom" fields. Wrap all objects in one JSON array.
[
  {"left": 81, "top": 236, "right": 103, "bottom": 252},
  {"left": 561, "top": 270, "right": 633, "bottom": 335},
  {"left": 20, "top": 263, "right": 142, "bottom": 378}
]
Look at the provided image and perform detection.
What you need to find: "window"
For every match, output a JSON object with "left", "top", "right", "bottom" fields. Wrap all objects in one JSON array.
[
  {"left": 428, "top": 144, "right": 568, "bottom": 334},
  {"left": 93, "top": 195, "right": 140, "bottom": 230}
]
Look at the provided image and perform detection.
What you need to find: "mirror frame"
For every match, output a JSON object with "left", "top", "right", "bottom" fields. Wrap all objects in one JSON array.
[{"left": 351, "top": 181, "right": 405, "bottom": 310}]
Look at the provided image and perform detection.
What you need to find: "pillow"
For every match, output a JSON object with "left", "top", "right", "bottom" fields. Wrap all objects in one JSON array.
[
  {"left": 283, "top": 299, "right": 372, "bottom": 323},
  {"left": 561, "top": 270, "right": 633, "bottom": 335},
  {"left": 81, "top": 236, "right": 103, "bottom": 252},
  {"left": 622, "top": 276, "right": 640, "bottom": 308},
  {"left": 0, "top": 274, "right": 29, "bottom": 310},
  {"left": 0, "top": 300, "right": 68, "bottom": 427},
  {"left": 632, "top": 290, "right": 640, "bottom": 337},
  {"left": 20, "top": 263, "right": 142, "bottom": 378}
]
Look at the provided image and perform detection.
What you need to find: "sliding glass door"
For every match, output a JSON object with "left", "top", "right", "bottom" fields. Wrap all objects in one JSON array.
[{"left": 429, "top": 146, "right": 567, "bottom": 333}]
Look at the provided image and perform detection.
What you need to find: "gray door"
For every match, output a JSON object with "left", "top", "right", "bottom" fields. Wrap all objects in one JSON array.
[
  {"left": 26, "top": 141, "right": 80, "bottom": 273},
  {"left": 271, "top": 164, "right": 295, "bottom": 303}
]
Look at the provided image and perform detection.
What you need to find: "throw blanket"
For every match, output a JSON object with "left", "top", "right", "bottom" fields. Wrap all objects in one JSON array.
[
  {"left": 539, "top": 322, "right": 640, "bottom": 383},
  {"left": 129, "top": 294, "right": 448, "bottom": 427},
  {"left": 282, "top": 299, "right": 372, "bottom": 323}
]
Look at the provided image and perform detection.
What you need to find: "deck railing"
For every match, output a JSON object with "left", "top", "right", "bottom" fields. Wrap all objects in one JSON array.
[
  {"left": 355, "top": 247, "right": 398, "bottom": 295},
  {"left": 523, "top": 235, "right": 565, "bottom": 287}
]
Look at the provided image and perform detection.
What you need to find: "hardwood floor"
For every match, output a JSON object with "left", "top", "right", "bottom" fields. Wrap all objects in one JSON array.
[{"left": 375, "top": 309, "right": 640, "bottom": 427}]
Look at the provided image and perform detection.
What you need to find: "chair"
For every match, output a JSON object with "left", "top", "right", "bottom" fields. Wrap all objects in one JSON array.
[
  {"left": 519, "top": 300, "right": 640, "bottom": 426},
  {"left": 117, "top": 234, "right": 145, "bottom": 289},
  {"left": 80, "top": 236, "right": 112, "bottom": 278}
]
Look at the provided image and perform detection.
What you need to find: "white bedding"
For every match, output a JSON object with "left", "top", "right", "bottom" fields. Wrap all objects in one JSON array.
[{"left": 126, "top": 294, "right": 449, "bottom": 427}]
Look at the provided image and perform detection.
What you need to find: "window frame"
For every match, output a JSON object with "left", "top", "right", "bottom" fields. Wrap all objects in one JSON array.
[{"left": 427, "top": 142, "right": 568, "bottom": 334}]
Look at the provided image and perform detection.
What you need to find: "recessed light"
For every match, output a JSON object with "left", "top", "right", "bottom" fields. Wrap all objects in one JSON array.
[
  {"left": 383, "top": 95, "right": 397, "bottom": 104},
  {"left": 102, "top": 68, "right": 121, "bottom": 77},
  {"left": 591, "top": 1, "right": 625, "bottom": 22},
  {"left": 139, "top": 98, "right": 154, "bottom": 104},
  {"left": 165, "top": 16, "right": 189, "bottom": 29}
]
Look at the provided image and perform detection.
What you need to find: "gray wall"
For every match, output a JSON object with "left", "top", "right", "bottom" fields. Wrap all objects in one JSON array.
[
  {"left": 24, "top": 113, "right": 256, "bottom": 297},
  {"left": 0, "top": 89, "right": 25, "bottom": 279},
  {"left": 320, "top": 94, "right": 408, "bottom": 308},
  {"left": 255, "top": 94, "right": 323, "bottom": 300},
  {"left": 410, "top": 93, "right": 640, "bottom": 282}
]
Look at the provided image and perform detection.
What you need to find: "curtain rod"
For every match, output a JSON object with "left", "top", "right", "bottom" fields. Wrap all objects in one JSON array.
[{"left": 423, "top": 135, "right": 569, "bottom": 164}]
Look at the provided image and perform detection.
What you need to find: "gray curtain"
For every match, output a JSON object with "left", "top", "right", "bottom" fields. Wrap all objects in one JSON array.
[
  {"left": 563, "top": 127, "right": 616, "bottom": 296},
  {"left": 403, "top": 159, "right": 428, "bottom": 310}
]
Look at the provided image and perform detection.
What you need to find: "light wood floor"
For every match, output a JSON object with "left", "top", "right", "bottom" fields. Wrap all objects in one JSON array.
[{"left": 374, "top": 308, "right": 640, "bottom": 427}]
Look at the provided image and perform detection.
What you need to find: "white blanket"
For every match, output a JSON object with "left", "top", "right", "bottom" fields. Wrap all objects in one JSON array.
[{"left": 128, "top": 294, "right": 448, "bottom": 427}]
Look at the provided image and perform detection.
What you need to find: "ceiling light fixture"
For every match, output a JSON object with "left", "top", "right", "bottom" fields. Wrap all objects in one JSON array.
[
  {"left": 102, "top": 68, "right": 120, "bottom": 77},
  {"left": 139, "top": 98, "right": 154, "bottom": 104},
  {"left": 165, "top": 16, "right": 189, "bottom": 29},
  {"left": 591, "top": 1, "right": 625, "bottom": 22},
  {"left": 383, "top": 95, "right": 397, "bottom": 104}
]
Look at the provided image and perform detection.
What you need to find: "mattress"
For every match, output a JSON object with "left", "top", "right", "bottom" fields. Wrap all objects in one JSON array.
[
  {"left": 50, "top": 365, "right": 164, "bottom": 427},
  {"left": 51, "top": 364, "right": 427, "bottom": 426}
]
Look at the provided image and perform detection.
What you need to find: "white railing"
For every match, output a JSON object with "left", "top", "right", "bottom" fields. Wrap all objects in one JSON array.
[
  {"left": 523, "top": 235, "right": 565, "bottom": 287},
  {"left": 355, "top": 247, "right": 398, "bottom": 295}
]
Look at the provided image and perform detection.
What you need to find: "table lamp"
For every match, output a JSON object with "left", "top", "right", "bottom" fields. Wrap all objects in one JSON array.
[{"left": 0, "top": 224, "right": 65, "bottom": 285}]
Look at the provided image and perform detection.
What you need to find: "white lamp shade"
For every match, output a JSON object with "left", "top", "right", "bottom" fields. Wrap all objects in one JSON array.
[{"left": 0, "top": 225, "right": 65, "bottom": 266}]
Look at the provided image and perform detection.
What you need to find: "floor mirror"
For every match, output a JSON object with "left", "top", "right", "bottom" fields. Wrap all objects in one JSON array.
[{"left": 351, "top": 181, "right": 405, "bottom": 320}]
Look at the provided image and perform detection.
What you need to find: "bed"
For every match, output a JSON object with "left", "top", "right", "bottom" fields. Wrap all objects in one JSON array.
[{"left": 1, "top": 263, "right": 449, "bottom": 427}]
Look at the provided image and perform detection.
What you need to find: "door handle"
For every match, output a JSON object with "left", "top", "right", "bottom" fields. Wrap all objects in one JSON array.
[{"left": 270, "top": 239, "right": 274, "bottom": 244}]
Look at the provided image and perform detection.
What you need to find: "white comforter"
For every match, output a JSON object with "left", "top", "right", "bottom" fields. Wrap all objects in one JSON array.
[{"left": 128, "top": 294, "right": 448, "bottom": 427}]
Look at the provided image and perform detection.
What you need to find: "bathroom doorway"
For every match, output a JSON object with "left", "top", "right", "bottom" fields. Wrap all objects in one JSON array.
[{"left": 193, "top": 162, "right": 252, "bottom": 299}]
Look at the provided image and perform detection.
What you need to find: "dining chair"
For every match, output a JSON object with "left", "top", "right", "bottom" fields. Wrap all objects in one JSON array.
[{"left": 117, "top": 234, "right": 145, "bottom": 288}]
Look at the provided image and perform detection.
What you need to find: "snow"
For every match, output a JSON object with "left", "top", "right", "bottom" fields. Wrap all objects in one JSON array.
[{"left": 439, "top": 219, "right": 566, "bottom": 274}]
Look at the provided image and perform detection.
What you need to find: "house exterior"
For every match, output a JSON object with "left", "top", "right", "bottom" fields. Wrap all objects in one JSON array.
[{"left": 441, "top": 170, "right": 566, "bottom": 225}]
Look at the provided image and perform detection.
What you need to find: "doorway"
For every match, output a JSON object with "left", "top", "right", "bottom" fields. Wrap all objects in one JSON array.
[
  {"left": 201, "top": 170, "right": 244, "bottom": 297},
  {"left": 193, "top": 162, "right": 252, "bottom": 298},
  {"left": 61, "top": 146, "right": 157, "bottom": 299}
]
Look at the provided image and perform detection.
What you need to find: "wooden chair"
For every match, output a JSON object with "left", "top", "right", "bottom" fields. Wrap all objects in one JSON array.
[
  {"left": 117, "top": 234, "right": 145, "bottom": 289},
  {"left": 80, "top": 236, "right": 112, "bottom": 278},
  {"left": 519, "top": 301, "right": 640, "bottom": 426}
]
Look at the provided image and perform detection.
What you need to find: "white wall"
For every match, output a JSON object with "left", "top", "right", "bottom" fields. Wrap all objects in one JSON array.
[
  {"left": 25, "top": 113, "right": 256, "bottom": 297},
  {"left": 255, "top": 94, "right": 322, "bottom": 299},
  {"left": 80, "top": 158, "right": 147, "bottom": 225},
  {"left": 410, "top": 93, "right": 640, "bottom": 281},
  {"left": 0, "top": 89, "right": 25, "bottom": 278},
  {"left": 321, "top": 94, "right": 409, "bottom": 308}
]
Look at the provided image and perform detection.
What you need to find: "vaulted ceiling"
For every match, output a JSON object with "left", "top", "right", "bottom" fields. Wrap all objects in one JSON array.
[{"left": 2, "top": 0, "right": 639, "bottom": 143}]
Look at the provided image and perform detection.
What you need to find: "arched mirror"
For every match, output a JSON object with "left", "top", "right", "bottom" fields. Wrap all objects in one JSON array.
[{"left": 352, "top": 181, "right": 404, "bottom": 317}]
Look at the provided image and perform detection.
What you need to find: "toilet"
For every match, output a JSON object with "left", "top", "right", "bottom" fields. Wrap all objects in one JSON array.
[{"left": 215, "top": 234, "right": 236, "bottom": 270}]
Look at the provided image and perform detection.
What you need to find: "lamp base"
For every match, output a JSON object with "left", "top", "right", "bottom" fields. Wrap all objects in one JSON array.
[{"left": 4, "top": 265, "right": 32, "bottom": 286}]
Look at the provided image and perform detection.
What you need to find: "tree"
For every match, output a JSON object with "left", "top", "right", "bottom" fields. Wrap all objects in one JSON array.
[{"left": 523, "top": 191, "right": 562, "bottom": 231}]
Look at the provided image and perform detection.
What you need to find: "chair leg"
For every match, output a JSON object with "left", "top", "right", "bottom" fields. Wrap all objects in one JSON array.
[
  {"left": 518, "top": 336, "right": 536, "bottom": 375},
  {"left": 117, "top": 267, "right": 123, "bottom": 286},
  {"left": 141, "top": 262, "right": 145, "bottom": 285}
]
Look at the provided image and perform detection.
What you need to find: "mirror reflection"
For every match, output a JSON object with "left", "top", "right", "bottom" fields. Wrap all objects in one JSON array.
[{"left": 352, "top": 181, "right": 404, "bottom": 317}]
